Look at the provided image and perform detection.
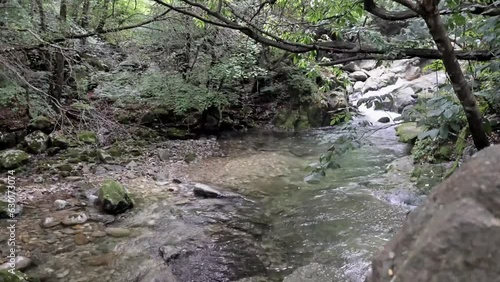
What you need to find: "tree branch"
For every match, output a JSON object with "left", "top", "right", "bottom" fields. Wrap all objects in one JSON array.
[
  {"left": 365, "top": 0, "right": 500, "bottom": 21},
  {"left": 0, "top": 9, "right": 172, "bottom": 53}
]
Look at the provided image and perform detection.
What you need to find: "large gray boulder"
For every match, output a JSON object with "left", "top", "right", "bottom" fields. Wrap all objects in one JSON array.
[{"left": 368, "top": 145, "right": 500, "bottom": 282}]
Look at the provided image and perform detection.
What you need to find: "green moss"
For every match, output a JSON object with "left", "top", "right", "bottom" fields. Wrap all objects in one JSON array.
[
  {"left": 444, "top": 126, "right": 469, "bottom": 178},
  {"left": 24, "top": 131, "right": 49, "bottom": 154},
  {"left": 0, "top": 269, "right": 39, "bottom": 282},
  {"left": 98, "top": 180, "right": 134, "bottom": 214},
  {"left": 56, "top": 163, "right": 73, "bottom": 172},
  {"left": 396, "top": 122, "right": 424, "bottom": 143},
  {"left": 413, "top": 163, "right": 446, "bottom": 195},
  {"left": 29, "top": 116, "right": 53, "bottom": 131},
  {"left": 49, "top": 132, "right": 70, "bottom": 149},
  {"left": 107, "top": 146, "right": 123, "bottom": 157},
  {"left": 77, "top": 131, "right": 97, "bottom": 144},
  {"left": 435, "top": 144, "right": 454, "bottom": 161},
  {"left": 0, "top": 149, "right": 30, "bottom": 169},
  {"left": 97, "top": 149, "right": 113, "bottom": 163},
  {"left": 166, "top": 128, "right": 189, "bottom": 139}
]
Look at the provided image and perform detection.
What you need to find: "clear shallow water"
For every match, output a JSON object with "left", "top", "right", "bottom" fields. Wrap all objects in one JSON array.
[{"left": 209, "top": 120, "right": 411, "bottom": 281}]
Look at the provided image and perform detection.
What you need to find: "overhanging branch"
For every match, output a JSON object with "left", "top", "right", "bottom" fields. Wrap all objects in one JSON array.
[
  {"left": 1, "top": 9, "right": 172, "bottom": 53},
  {"left": 365, "top": 0, "right": 500, "bottom": 21}
]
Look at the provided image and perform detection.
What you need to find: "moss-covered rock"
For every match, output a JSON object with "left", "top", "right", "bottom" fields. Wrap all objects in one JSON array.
[
  {"left": 97, "top": 149, "right": 113, "bottom": 163},
  {"left": 412, "top": 163, "right": 447, "bottom": 194},
  {"left": 0, "top": 131, "right": 19, "bottom": 150},
  {"left": 107, "top": 146, "right": 123, "bottom": 158},
  {"left": 0, "top": 150, "right": 30, "bottom": 169},
  {"left": 55, "top": 163, "right": 73, "bottom": 172},
  {"left": 97, "top": 180, "right": 134, "bottom": 214},
  {"left": 0, "top": 269, "right": 39, "bottom": 282},
  {"left": 24, "top": 131, "right": 49, "bottom": 154},
  {"left": 77, "top": 131, "right": 97, "bottom": 144},
  {"left": 435, "top": 144, "right": 454, "bottom": 161},
  {"left": 166, "top": 128, "right": 190, "bottom": 139},
  {"left": 395, "top": 122, "right": 424, "bottom": 143},
  {"left": 49, "top": 132, "right": 70, "bottom": 149},
  {"left": 28, "top": 116, "right": 53, "bottom": 132}
]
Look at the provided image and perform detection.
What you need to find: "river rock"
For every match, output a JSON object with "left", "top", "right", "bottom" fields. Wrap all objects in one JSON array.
[
  {"left": 74, "top": 233, "right": 89, "bottom": 245},
  {"left": 0, "top": 149, "right": 30, "bottom": 169},
  {"left": 395, "top": 122, "right": 424, "bottom": 143},
  {"left": 24, "top": 130, "right": 49, "bottom": 154},
  {"left": 393, "top": 87, "right": 416, "bottom": 113},
  {"left": 0, "top": 256, "right": 32, "bottom": 271},
  {"left": 105, "top": 227, "right": 131, "bottom": 237},
  {"left": 97, "top": 180, "right": 134, "bottom": 214},
  {"left": 159, "top": 245, "right": 183, "bottom": 263},
  {"left": 49, "top": 132, "right": 70, "bottom": 149},
  {"left": 377, "top": 117, "right": 390, "bottom": 123},
  {"left": 53, "top": 199, "right": 69, "bottom": 210},
  {"left": 349, "top": 71, "right": 368, "bottom": 82},
  {"left": 62, "top": 212, "right": 88, "bottom": 225},
  {"left": 353, "top": 81, "right": 364, "bottom": 93},
  {"left": 193, "top": 183, "right": 222, "bottom": 198},
  {"left": 42, "top": 216, "right": 61, "bottom": 228},
  {"left": 29, "top": 116, "right": 53, "bottom": 132},
  {"left": 358, "top": 60, "right": 377, "bottom": 71},
  {"left": 368, "top": 145, "right": 500, "bottom": 282},
  {"left": 97, "top": 149, "right": 113, "bottom": 163}
]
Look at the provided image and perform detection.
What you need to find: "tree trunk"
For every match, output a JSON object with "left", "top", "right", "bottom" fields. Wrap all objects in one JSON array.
[
  {"left": 49, "top": 0, "right": 67, "bottom": 105},
  {"left": 59, "top": 0, "right": 67, "bottom": 22},
  {"left": 421, "top": 1, "right": 490, "bottom": 150},
  {"left": 34, "top": 0, "right": 46, "bottom": 31},
  {"left": 80, "top": 0, "right": 91, "bottom": 45},
  {"left": 96, "top": 0, "right": 111, "bottom": 33},
  {"left": 70, "top": 0, "right": 81, "bottom": 22}
]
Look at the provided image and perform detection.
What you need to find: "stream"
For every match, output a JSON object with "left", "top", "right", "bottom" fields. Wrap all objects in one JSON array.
[
  {"left": 15, "top": 109, "right": 415, "bottom": 282},
  {"left": 125, "top": 109, "right": 414, "bottom": 282}
]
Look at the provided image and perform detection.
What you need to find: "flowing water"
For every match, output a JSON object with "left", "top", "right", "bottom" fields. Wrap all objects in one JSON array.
[
  {"left": 163, "top": 110, "right": 414, "bottom": 282},
  {"left": 17, "top": 110, "right": 415, "bottom": 282}
]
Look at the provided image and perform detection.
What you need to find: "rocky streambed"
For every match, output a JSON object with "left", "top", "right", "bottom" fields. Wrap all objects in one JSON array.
[{"left": 0, "top": 122, "right": 423, "bottom": 282}]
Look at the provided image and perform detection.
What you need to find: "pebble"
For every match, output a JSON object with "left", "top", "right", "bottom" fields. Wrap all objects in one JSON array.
[
  {"left": 74, "top": 233, "right": 89, "bottom": 245},
  {"left": 65, "top": 176, "right": 84, "bottom": 181},
  {"left": 91, "top": 231, "right": 107, "bottom": 238},
  {"left": 34, "top": 176, "right": 44, "bottom": 183},
  {"left": 61, "top": 228, "right": 78, "bottom": 235},
  {"left": 167, "top": 185, "right": 179, "bottom": 192},
  {"left": 62, "top": 212, "right": 88, "bottom": 225},
  {"left": 104, "top": 227, "right": 131, "bottom": 238},
  {"left": 84, "top": 254, "right": 114, "bottom": 267},
  {"left": 42, "top": 217, "right": 61, "bottom": 228},
  {"left": 54, "top": 199, "right": 69, "bottom": 210},
  {"left": 56, "top": 269, "right": 70, "bottom": 279}
]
